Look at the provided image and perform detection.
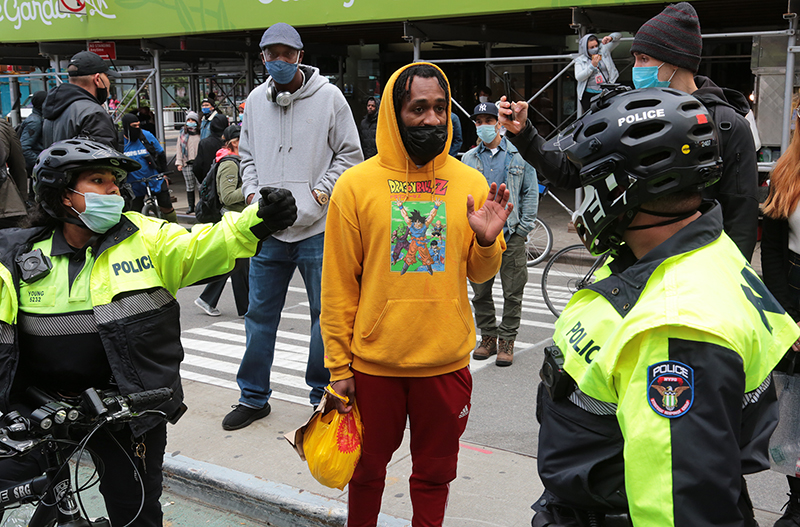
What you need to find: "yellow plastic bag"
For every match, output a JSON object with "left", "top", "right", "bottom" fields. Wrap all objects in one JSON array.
[{"left": 302, "top": 385, "right": 363, "bottom": 490}]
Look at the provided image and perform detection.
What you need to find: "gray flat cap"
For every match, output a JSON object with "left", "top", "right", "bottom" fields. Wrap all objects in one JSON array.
[{"left": 259, "top": 23, "right": 304, "bottom": 50}]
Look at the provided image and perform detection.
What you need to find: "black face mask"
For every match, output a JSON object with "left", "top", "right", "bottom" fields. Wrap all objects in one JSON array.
[
  {"left": 96, "top": 86, "right": 108, "bottom": 104},
  {"left": 399, "top": 124, "right": 448, "bottom": 165}
]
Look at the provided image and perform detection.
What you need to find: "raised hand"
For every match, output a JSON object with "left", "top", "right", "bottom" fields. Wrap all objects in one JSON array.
[
  {"left": 497, "top": 95, "right": 528, "bottom": 135},
  {"left": 466, "top": 182, "right": 513, "bottom": 246}
]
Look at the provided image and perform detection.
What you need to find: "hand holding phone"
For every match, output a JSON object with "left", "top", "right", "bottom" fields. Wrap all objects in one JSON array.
[{"left": 503, "top": 72, "right": 516, "bottom": 122}]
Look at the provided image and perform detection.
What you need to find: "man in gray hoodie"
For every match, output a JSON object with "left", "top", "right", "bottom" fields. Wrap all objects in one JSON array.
[{"left": 224, "top": 22, "right": 363, "bottom": 430}]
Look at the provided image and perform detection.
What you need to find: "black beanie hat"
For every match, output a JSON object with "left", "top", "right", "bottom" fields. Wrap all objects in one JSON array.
[
  {"left": 209, "top": 113, "right": 229, "bottom": 135},
  {"left": 31, "top": 90, "right": 47, "bottom": 110},
  {"left": 631, "top": 2, "right": 702, "bottom": 73}
]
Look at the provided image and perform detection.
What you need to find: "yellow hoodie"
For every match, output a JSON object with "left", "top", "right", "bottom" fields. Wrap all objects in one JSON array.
[{"left": 321, "top": 63, "right": 505, "bottom": 380}]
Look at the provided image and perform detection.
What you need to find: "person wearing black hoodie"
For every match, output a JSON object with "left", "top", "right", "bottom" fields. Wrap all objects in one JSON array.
[
  {"left": 193, "top": 113, "right": 229, "bottom": 185},
  {"left": 499, "top": 2, "right": 759, "bottom": 262},
  {"left": 42, "top": 51, "right": 119, "bottom": 150}
]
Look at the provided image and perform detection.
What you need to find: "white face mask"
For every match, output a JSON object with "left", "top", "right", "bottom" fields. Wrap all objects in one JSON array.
[
  {"left": 478, "top": 96, "right": 489, "bottom": 103},
  {"left": 70, "top": 191, "right": 125, "bottom": 233}
]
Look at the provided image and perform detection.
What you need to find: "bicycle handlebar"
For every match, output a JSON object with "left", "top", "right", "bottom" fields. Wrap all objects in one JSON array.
[{"left": 0, "top": 387, "right": 174, "bottom": 456}]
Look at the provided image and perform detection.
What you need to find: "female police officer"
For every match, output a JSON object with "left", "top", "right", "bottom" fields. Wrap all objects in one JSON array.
[{"left": 0, "top": 138, "right": 296, "bottom": 526}]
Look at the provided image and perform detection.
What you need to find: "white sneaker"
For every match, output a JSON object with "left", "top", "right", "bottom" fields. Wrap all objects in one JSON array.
[{"left": 194, "top": 297, "right": 221, "bottom": 317}]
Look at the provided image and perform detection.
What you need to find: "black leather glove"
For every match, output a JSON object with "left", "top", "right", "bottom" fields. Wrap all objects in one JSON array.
[{"left": 250, "top": 187, "right": 298, "bottom": 240}]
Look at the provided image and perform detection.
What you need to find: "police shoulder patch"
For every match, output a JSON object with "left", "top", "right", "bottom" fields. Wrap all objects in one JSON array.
[{"left": 647, "top": 361, "right": 694, "bottom": 418}]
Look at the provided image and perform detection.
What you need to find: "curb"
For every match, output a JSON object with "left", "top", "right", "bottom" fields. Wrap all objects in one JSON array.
[{"left": 162, "top": 454, "right": 410, "bottom": 527}]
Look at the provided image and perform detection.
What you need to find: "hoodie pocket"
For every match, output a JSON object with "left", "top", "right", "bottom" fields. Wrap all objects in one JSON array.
[
  {"left": 290, "top": 183, "right": 326, "bottom": 228},
  {"left": 360, "top": 298, "right": 472, "bottom": 368}
]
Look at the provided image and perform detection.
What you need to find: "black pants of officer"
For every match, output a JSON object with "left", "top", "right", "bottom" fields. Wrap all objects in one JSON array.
[{"left": 0, "top": 421, "right": 166, "bottom": 527}]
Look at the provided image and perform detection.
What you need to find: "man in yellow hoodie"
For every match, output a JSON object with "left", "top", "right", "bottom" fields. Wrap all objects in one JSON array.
[{"left": 321, "top": 63, "right": 512, "bottom": 526}]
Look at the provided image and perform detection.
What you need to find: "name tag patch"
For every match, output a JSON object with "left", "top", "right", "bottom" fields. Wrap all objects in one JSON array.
[{"left": 648, "top": 360, "right": 694, "bottom": 418}]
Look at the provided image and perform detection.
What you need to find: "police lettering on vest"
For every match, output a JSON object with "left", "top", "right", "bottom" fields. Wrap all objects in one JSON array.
[{"left": 111, "top": 256, "right": 153, "bottom": 276}]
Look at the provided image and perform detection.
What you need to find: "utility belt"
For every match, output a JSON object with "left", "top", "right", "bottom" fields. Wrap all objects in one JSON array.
[{"left": 540, "top": 345, "right": 617, "bottom": 416}]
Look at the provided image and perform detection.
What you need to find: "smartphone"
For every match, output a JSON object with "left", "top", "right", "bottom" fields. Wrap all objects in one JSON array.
[{"left": 503, "top": 72, "right": 516, "bottom": 121}]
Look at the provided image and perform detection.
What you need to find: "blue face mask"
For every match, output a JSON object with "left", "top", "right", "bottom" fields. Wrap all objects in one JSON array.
[
  {"left": 476, "top": 124, "right": 499, "bottom": 144},
  {"left": 71, "top": 191, "right": 125, "bottom": 234},
  {"left": 632, "top": 63, "right": 675, "bottom": 89},
  {"left": 187, "top": 121, "right": 197, "bottom": 128},
  {"left": 266, "top": 56, "right": 300, "bottom": 85},
  {"left": 201, "top": 107, "right": 212, "bottom": 115}
]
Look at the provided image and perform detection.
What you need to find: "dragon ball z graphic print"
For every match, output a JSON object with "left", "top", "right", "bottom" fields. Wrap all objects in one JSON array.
[{"left": 391, "top": 199, "right": 447, "bottom": 275}]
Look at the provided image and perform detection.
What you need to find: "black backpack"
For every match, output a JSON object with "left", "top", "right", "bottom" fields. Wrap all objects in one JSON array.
[{"left": 195, "top": 155, "right": 241, "bottom": 223}]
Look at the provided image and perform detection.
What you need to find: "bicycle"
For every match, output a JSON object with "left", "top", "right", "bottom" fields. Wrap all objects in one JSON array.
[
  {"left": 541, "top": 244, "right": 608, "bottom": 318},
  {"left": 525, "top": 182, "right": 578, "bottom": 267},
  {"left": 138, "top": 172, "right": 172, "bottom": 219},
  {"left": 0, "top": 386, "right": 173, "bottom": 527}
]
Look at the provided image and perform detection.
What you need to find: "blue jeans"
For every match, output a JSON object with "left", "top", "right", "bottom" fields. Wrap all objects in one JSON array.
[{"left": 238, "top": 233, "right": 327, "bottom": 407}]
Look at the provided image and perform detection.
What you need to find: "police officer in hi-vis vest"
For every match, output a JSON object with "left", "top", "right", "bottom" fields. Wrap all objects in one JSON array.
[
  {"left": 529, "top": 88, "right": 800, "bottom": 527},
  {"left": 0, "top": 139, "right": 297, "bottom": 526}
]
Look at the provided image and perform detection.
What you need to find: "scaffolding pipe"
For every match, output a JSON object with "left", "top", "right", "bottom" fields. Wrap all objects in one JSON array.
[
  {"left": 8, "top": 77, "right": 21, "bottom": 127},
  {"left": 413, "top": 37, "right": 421, "bottom": 62},
  {"left": 245, "top": 52, "right": 254, "bottom": 93},
  {"left": 152, "top": 49, "right": 165, "bottom": 144},
  {"left": 429, "top": 53, "right": 574, "bottom": 64},
  {"left": 528, "top": 59, "right": 577, "bottom": 104},
  {"left": 783, "top": 14, "right": 797, "bottom": 153}
]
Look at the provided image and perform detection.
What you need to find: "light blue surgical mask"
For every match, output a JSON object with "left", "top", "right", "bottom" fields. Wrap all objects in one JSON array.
[
  {"left": 266, "top": 55, "right": 300, "bottom": 85},
  {"left": 187, "top": 121, "right": 197, "bottom": 128},
  {"left": 476, "top": 124, "right": 499, "bottom": 144},
  {"left": 632, "top": 63, "right": 675, "bottom": 89},
  {"left": 70, "top": 191, "right": 125, "bottom": 234}
]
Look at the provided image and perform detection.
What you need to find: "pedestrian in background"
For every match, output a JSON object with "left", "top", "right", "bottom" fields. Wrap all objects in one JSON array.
[
  {"left": 42, "top": 51, "right": 119, "bottom": 150},
  {"left": 137, "top": 106, "right": 158, "bottom": 137},
  {"left": 193, "top": 113, "right": 228, "bottom": 188},
  {"left": 359, "top": 97, "right": 378, "bottom": 159},
  {"left": 121, "top": 113, "right": 176, "bottom": 223},
  {"left": 0, "top": 119, "right": 28, "bottom": 228},
  {"left": 225, "top": 22, "right": 362, "bottom": 431},
  {"left": 574, "top": 32, "right": 621, "bottom": 113},
  {"left": 199, "top": 98, "right": 219, "bottom": 140},
  {"left": 462, "top": 102, "right": 538, "bottom": 367},
  {"left": 449, "top": 111, "right": 463, "bottom": 156},
  {"left": 18, "top": 90, "right": 47, "bottom": 181},
  {"left": 195, "top": 125, "right": 250, "bottom": 318},
  {"left": 176, "top": 111, "right": 201, "bottom": 214},
  {"left": 322, "top": 62, "right": 510, "bottom": 527},
  {"left": 761, "top": 110, "right": 800, "bottom": 527}
]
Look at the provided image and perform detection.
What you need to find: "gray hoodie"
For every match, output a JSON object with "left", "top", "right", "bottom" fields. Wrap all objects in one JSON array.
[{"left": 240, "top": 65, "right": 363, "bottom": 243}]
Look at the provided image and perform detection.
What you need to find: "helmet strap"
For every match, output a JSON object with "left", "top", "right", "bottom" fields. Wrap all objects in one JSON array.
[{"left": 625, "top": 208, "right": 698, "bottom": 231}]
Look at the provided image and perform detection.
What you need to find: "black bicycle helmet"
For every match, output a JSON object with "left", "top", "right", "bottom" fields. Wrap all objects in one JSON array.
[
  {"left": 33, "top": 138, "right": 141, "bottom": 203},
  {"left": 543, "top": 87, "right": 721, "bottom": 256}
]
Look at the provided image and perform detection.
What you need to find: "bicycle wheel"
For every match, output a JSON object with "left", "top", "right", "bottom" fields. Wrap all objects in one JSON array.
[
  {"left": 525, "top": 218, "right": 553, "bottom": 267},
  {"left": 141, "top": 201, "right": 162, "bottom": 219},
  {"left": 541, "top": 244, "right": 603, "bottom": 318}
]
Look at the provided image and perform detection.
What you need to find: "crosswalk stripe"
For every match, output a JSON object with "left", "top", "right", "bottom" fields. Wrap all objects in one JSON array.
[{"left": 181, "top": 371, "right": 309, "bottom": 406}]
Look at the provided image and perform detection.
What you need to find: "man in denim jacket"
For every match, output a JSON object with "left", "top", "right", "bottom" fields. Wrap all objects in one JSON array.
[{"left": 462, "top": 102, "right": 538, "bottom": 366}]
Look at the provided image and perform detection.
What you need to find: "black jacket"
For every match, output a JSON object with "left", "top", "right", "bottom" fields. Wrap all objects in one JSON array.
[
  {"left": 19, "top": 108, "right": 44, "bottom": 172},
  {"left": 508, "top": 79, "right": 759, "bottom": 260},
  {"left": 193, "top": 136, "right": 224, "bottom": 184},
  {"left": 359, "top": 112, "right": 378, "bottom": 159},
  {"left": 761, "top": 214, "right": 800, "bottom": 322},
  {"left": 692, "top": 76, "right": 759, "bottom": 261},
  {"left": 42, "top": 83, "right": 119, "bottom": 151}
]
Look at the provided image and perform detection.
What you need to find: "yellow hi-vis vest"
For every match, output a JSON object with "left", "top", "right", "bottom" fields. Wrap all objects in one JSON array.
[{"left": 551, "top": 225, "right": 799, "bottom": 526}]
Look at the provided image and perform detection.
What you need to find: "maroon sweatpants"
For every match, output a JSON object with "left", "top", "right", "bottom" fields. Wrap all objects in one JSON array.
[{"left": 347, "top": 367, "right": 472, "bottom": 527}]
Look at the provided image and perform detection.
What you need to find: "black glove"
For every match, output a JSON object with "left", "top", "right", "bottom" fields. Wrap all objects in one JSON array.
[{"left": 250, "top": 187, "right": 298, "bottom": 240}]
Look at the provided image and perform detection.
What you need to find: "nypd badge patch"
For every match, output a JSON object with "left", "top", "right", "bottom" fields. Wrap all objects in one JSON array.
[{"left": 647, "top": 361, "right": 694, "bottom": 418}]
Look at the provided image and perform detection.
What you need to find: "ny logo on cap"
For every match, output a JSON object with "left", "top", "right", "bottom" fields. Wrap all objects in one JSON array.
[{"left": 479, "top": 104, "right": 487, "bottom": 112}]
